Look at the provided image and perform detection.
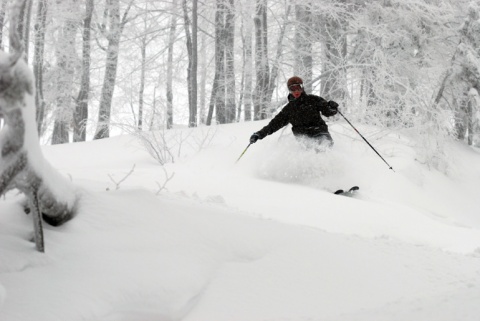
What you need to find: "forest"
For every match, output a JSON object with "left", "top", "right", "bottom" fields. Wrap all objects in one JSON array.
[{"left": 0, "top": 0, "right": 478, "bottom": 156}]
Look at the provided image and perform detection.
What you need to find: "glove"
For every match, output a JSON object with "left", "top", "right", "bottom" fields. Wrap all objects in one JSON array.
[
  {"left": 250, "top": 133, "right": 260, "bottom": 144},
  {"left": 326, "top": 100, "right": 338, "bottom": 116}
]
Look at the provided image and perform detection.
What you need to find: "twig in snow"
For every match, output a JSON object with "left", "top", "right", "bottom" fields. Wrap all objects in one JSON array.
[
  {"left": 155, "top": 167, "right": 174, "bottom": 195},
  {"left": 107, "top": 164, "right": 136, "bottom": 190}
]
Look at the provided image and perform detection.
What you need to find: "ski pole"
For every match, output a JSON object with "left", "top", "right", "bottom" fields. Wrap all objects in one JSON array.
[
  {"left": 235, "top": 143, "right": 251, "bottom": 163},
  {"left": 338, "top": 110, "right": 395, "bottom": 172}
]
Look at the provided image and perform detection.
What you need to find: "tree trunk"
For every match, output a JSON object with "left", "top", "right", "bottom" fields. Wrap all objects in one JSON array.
[
  {"left": 191, "top": 0, "right": 198, "bottom": 127},
  {"left": 199, "top": 32, "right": 207, "bottom": 124},
  {"left": 52, "top": 0, "right": 78, "bottom": 145},
  {"left": 21, "top": 0, "right": 32, "bottom": 61},
  {"left": 166, "top": 0, "right": 177, "bottom": 129},
  {"left": 94, "top": 36, "right": 119, "bottom": 139},
  {"left": 206, "top": 71, "right": 219, "bottom": 126},
  {"left": 208, "top": 0, "right": 226, "bottom": 125},
  {"left": 253, "top": 0, "right": 269, "bottom": 120},
  {"left": 94, "top": 0, "right": 133, "bottom": 140},
  {"left": 467, "top": 95, "right": 474, "bottom": 145},
  {"left": 224, "top": 0, "right": 235, "bottom": 123},
  {"left": 452, "top": 96, "right": 466, "bottom": 140},
  {"left": 182, "top": 0, "right": 198, "bottom": 127},
  {"left": 241, "top": 2, "right": 253, "bottom": 121},
  {"left": 0, "top": 0, "right": 7, "bottom": 49},
  {"left": 16, "top": 0, "right": 28, "bottom": 49},
  {"left": 138, "top": 35, "right": 146, "bottom": 130},
  {"left": 73, "top": 0, "right": 93, "bottom": 142},
  {"left": 33, "top": 0, "right": 47, "bottom": 136}
]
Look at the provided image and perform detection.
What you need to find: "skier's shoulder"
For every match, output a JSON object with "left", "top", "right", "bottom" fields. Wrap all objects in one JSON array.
[
  {"left": 283, "top": 93, "right": 324, "bottom": 109},
  {"left": 303, "top": 94, "right": 328, "bottom": 108},
  {"left": 305, "top": 93, "right": 325, "bottom": 102}
]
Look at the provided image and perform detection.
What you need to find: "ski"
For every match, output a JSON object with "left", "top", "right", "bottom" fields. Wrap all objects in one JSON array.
[{"left": 334, "top": 186, "right": 359, "bottom": 196}]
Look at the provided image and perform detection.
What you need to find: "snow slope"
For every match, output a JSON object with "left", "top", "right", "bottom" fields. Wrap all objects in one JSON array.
[{"left": 1, "top": 120, "right": 480, "bottom": 321}]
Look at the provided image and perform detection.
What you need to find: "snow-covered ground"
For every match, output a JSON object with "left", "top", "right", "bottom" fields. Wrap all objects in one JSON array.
[{"left": 1, "top": 119, "right": 480, "bottom": 321}]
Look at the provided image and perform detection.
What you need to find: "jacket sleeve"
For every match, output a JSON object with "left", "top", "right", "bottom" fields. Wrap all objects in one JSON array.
[
  {"left": 312, "top": 95, "right": 331, "bottom": 116},
  {"left": 256, "top": 108, "right": 290, "bottom": 139}
]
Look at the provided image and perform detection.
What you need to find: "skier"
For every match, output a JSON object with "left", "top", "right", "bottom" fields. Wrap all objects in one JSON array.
[{"left": 249, "top": 76, "right": 339, "bottom": 149}]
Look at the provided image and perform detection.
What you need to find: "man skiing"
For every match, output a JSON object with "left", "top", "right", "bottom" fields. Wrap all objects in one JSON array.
[{"left": 249, "top": 76, "right": 339, "bottom": 149}]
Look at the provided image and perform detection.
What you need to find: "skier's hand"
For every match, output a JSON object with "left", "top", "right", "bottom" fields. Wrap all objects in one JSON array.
[
  {"left": 250, "top": 133, "right": 260, "bottom": 144},
  {"left": 325, "top": 101, "right": 338, "bottom": 116}
]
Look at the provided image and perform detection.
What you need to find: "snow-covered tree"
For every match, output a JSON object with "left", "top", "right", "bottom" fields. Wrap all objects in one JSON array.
[
  {"left": 349, "top": 0, "right": 456, "bottom": 126},
  {"left": 0, "top": 0, "right": 79, "bottom": 252},
  {"left": 445, "top": 2, "right": 480, "bottom": 146},
  {"left": 0, "top": 0, "right": 472, "bottom": 165}
]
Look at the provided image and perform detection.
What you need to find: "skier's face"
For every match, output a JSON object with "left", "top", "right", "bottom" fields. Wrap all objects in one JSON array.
[{"left": 289, "top": 84, "right": 303, "bottom": 99}]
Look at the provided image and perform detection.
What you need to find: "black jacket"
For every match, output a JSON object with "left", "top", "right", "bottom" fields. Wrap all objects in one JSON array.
[{"left": 256, "top": 92, "right": 336, "bottom": 139}]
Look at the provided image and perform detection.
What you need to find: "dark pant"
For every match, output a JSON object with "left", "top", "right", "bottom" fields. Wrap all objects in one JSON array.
[
  {"left": 295, "top": 132, "right": 334, "bottom": 152},
  {"left": 311, "top": 132, "right": 334, "bottom": 147}
]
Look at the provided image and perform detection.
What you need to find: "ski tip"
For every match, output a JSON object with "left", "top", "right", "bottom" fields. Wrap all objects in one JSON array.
[{"left": 334, "top": 186, "right": 359, "bottom": 195}]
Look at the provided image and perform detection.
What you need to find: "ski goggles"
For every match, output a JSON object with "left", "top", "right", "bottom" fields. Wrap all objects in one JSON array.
[{"left": 288, "top": 84, "right": 303, "bottom": 92}]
